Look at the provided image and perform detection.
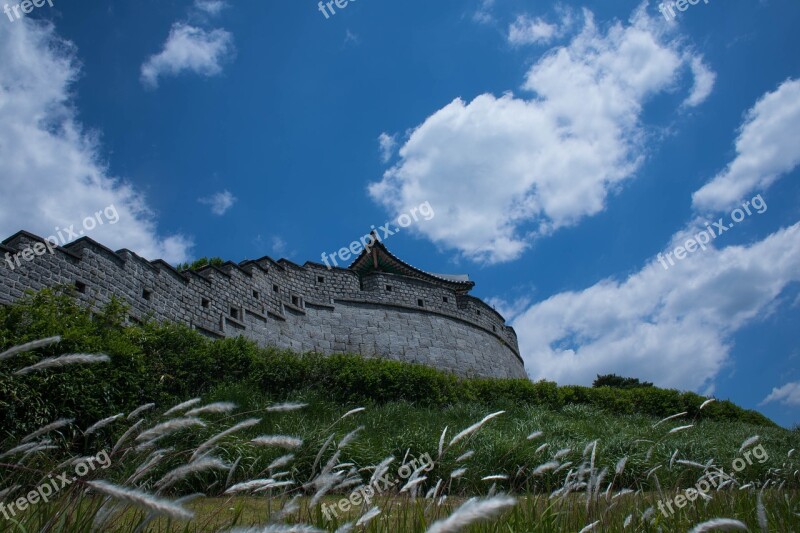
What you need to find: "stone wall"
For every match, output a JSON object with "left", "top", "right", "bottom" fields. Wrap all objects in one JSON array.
[{"left": 0, "top": 231, "right": 526, "bottom": 379}]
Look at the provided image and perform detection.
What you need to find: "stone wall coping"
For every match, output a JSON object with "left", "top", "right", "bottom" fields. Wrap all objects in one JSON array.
[
  {"left": 65, "top": 238, "right": 129, "bottom": 268},
  {"left": 185, "top": 268, "right": 213, "bottom": 286},
  {"left": 239, "top": 260, "right": 271, "bottom": 276},
  {"left": 267, "top": 309, "right": 286, "bottom": 321},
  {"left": 253, "top": 256, "right": 287, "bottom": 272},
  {"left": 305, "top": 299, "right": 336, "bottom": 310},
  {"left": 4, "top": 231, "right": 81, "bottom": 261},
  {"left": 283, "top": 301, "right": 307, "bottom": 315},
  {"left": 194, "top": 264, "right": 232, "bottom": 279},
  {"left": 224, "top": 315, "right": 246, "bottom": 329},
  {"left": 151, "top": 259, "right": 190, "bottom": 284},
  {"left": 112, "top": 247, "right": 159, "bottom": 272},
  {"left": 303, "top": 261, "right": 357, "bottom": 275},
  {"left": 193, "top": 323, "right": 224, "bottom": 338},
  {"left": 277, "top": 258, "right": 306, "bottom": 271},
  {"left": 245, "top": 307, "right": 268, "bottom": 321},
  {"left": 218, "top": 261, "right": 256, "bottom": 279}
]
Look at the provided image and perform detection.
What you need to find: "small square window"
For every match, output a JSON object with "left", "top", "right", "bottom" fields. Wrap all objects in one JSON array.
[
  {"left": 201, "top": 298, "right": 210, "bottom": 309},
  {"left": 273, "top": 284, "right": 279, "bottom": 293},
  {"left": 292, "top": 295, "right": 300, "bottom": 307},
  {"left": 386, "top": 285, "right": 393, "bottom": 292},
  {"left": 318, "top": 276, "right": 325, "bottom": 283},
  {"left": 142, "top": 289, "right": 152, "bottom": 301},
  {"left": 477, "top": 310, "right": 481, "bottom": 316},
  {"left": 443, "top": 297, "right": 449, "bottom": 303},
  {"left": 417, "top": 299, "right": 424, "bottom": 307},
  {"left": 230, "top": 307, "right": 239, "bottom": 319},
  {"left": 253, "top": 290, "right": 260, "bottom": 300},
  {"left": 493, "top": 325, "right": 497, "bottom": 332},
  {"left": 75, "top": 281, "right": 86, "bottom": 294}
]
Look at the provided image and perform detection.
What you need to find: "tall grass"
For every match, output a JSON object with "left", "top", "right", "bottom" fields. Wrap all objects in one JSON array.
[
  {"left": 1, "top": 339, "right": 799, "bottom": 531},
  {"left": 1, "top": 291, "right": 798, "bottom": 530}
]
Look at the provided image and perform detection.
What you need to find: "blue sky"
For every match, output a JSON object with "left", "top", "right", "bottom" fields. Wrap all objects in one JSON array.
[{"left": 1, "top": 0, "right": 799, "bottom": 425}]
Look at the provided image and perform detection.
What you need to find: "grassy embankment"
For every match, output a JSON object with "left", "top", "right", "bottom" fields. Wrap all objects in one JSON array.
[{"left": 1, "top": 288, "right": 798, "bottom": 531}]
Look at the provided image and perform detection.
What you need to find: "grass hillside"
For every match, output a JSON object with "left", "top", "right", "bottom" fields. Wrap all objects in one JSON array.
[{"left": 1, "top": 288, "right": 798, "bottom": 531}]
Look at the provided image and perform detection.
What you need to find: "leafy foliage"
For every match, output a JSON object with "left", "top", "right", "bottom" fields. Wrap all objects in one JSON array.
[
  {"left": 593, "top": 374, "right": 654, "bottom": 389},
  {"left": 0, "top": 288, "right": 776, "bottom": 442},
  {"left": 175, "top": 257, "right": 225, "bottom": 272}
]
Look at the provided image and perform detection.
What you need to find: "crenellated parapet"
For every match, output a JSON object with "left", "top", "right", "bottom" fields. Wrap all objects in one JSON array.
[{"left": 0, "top": 230, "right": 526, "bottom": 380}]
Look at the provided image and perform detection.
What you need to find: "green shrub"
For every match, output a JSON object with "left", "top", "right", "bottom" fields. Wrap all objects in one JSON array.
[
  {"left": 593, "top": 373, "right": 654, "bottom": 389},
  {"left": 0, "top": 288, "right": 776, "bottom": 441}
]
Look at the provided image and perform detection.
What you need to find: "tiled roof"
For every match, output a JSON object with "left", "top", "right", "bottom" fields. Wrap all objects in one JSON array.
[{"left": 348, "top": 235, "right": 475, "bottom": 293}]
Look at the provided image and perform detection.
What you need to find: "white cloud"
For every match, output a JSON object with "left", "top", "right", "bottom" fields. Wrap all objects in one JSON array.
[
  {"left": 508, "top": 15, "right": 560, "bottom": 45},
  {"left": 683, "top": 56, "right": 715, "bottom": 107},
  {"left": 378, "top": 133, "right": 397, "bottom": 163},
  {"left": 693, "top": 78, "right": 800, "bottom": 212},
  {"left": 473, "top": 0, "right": 495, "bottom": 24},
  {"left": 513, "top": 222, "right": 800, "bottom": 390},
  {"left": 199, "top": 190, "right": 237, "bottom": 215},
  {"left": 508, "top": 78, "right": 800, "bottom": 392},
  {"left": 370, "top": 6, "right": 712, "bottom": 264},
  {"left": 0, "top": 20, "right": 191, "bottom": 263},
  {"left": 194, "top": 0, "right": 227, "bottom": 16},
  {"left": 271, "top": 236, "right": 287, "bottom": 257},
  {"left": 485, "top": 295, "right": 532, "bottom": 322},
  {"left": 760, "top": 382, "right": 800, "bottom": 407},
  {"left": 141, "top": 23, "right": 234, "bottom": 89}
]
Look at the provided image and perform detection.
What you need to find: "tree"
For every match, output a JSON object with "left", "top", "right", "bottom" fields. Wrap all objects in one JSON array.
[
  {"left": 593, "top": 374, "right": 654, "bottom": 389},
  {"left": 175, "top": 257, "right": 225, "bottom": 272}
]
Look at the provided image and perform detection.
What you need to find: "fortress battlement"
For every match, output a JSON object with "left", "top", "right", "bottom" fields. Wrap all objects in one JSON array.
[{"left": 0, "top": 230, "right": 526, "bottom": 380}]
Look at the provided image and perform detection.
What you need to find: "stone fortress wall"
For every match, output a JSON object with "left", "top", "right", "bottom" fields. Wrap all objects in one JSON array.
[{"left": 0, "top": 231, "right": 527, "bottom": 379}]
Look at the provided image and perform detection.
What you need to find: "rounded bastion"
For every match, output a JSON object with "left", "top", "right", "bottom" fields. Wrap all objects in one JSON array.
[{"left": 0, "top": 231, "right": 527, "bottom": 380}]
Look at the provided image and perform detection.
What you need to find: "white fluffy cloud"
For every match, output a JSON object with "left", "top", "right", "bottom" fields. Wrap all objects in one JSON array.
[
  {"left": 507, "top": 78, "right": 800, "bottom": 392},
  {"left": 378, "top": 133, "right": 398, "bottom": 163},
  {"left": 693, "top": 79, "right": 800, "bottom": 211},
  {"left": 684, "top": 56, "right": 716, "bottom": 107},
  {"left": 199, "top": 190, "right": 237, "bottom": 215},
  {"left": 761, "top": 382, "right": 800, "bottom": 407},
  {"left": 0, "top": 20, "right": 191, "bottom": 263},
  {"left": 141, "top": 23, "right": 234, "bottom": 88},
  {"left": 473, "top": 0, "right": 495, "bottom": 25},
  {"left": 194, "top": 0, "right": 228, "bottom": 16},
  {"left": 508, "top": 15, "right": 561, "bottom": 45},
  {"left": 370, "top": 6, "right": 713, "bottom": 264},
  {"left": 513, "top": 222, "right": 800, "bottom": 390}
]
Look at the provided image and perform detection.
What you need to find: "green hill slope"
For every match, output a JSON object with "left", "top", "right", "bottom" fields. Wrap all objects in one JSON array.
[
  {"left": 1, "top": 288, "right": 799, "bottom": 531},
  {"left": 0, "top": 287, "right": 776, "bottom": 440}
]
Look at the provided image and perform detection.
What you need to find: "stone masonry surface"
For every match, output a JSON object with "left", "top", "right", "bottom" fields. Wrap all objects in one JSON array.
[{"left": 0, "top": 231, "right": 527, "bottom": 379}]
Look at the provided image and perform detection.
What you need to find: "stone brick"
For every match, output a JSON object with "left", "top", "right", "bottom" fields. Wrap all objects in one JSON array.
[{"left": 0, "top": 231, "right": 526, "bottom": 379}]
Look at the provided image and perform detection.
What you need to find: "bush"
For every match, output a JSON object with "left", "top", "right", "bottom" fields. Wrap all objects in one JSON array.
[
  {"left": 593, "top": 374, "right": 654, "bottom": 389},
  {"left": 0, "top": 288, "right": 776, "bottom": 440}
]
